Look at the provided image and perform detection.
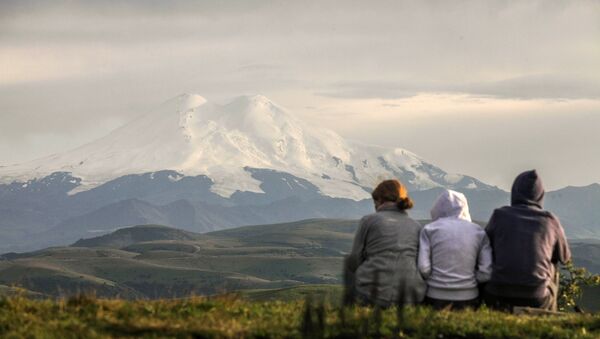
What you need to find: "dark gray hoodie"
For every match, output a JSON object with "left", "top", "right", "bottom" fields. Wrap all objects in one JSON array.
[{"left": 485, "top": 170, "right": 571, "bottom": 299}]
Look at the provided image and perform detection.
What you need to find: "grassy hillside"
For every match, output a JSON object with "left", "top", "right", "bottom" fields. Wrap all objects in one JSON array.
[
  {"left": 239, "top": 284, "right": 343, "bottom": 304},
  {"left": 571, "top": 239, "right": 600, "bottom": 274},
  {"left": 72, "top": 224, "right": 202, "bottom": 248},
  {"left": 0, "top": 220, "right": 357, "bottom": 299},
  {"left": 1, "top": 294, "right": 599, "bottom": 338},
  {"left": 1, "top": 219, "right": 598, "bottom": 308}
]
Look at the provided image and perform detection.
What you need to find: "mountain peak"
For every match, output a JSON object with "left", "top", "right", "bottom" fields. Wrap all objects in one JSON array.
[
  {"left": 225, "top": 94, "right": 280, "bottom": 112},
  {"left": 0, "top": 94, "right": 494, "bottom": 201},
  {"left": 170, "top": 93, "right": 207, "bottom": 112}
]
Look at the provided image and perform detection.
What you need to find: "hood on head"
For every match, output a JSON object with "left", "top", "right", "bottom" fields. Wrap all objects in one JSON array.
[
  {"left": 430, "top": 189, "right": 472, "bottom": 222},
  {"left": 511, "top": 170, "right": 545, "bottom": 208}
]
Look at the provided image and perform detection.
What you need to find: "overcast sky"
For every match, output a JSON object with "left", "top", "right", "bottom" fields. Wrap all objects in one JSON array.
[{"left": 1, "top": 0, "right": 599, "bottom": 190}]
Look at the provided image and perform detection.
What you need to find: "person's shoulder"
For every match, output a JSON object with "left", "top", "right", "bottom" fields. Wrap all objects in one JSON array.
[
  {"left": 467, "top": 221, "right": 488, "bottom": 236},
  {"left": 423, "top": 218, "right": 444, "bottom": 230},
  {"left": 493, "top": 206, "right": 512, "bottom": 215},
  {"left": 542, "top": 209, "right": 558, "bottom": 219},
  {"left": 526, "top": 207, "right": 559, "bottom": 222},
  {"left": 360, "top": 212, "right": 379, "bottom": 226},
  {"left": 402, "top": 213, "right": 423, "bottom": 228},
  {"left": 530, "top": 210, "right": 566, "bottom": 238},
  {"left": 419, "top": 220, "right": 440, "bottom": 237},
  {"left": 543, "top": 210, "right": 564, "bottom": 228},
  {"left": 488, "top": 206, "right": 519, "bottom": 221},
  {"left": 461, "top": 219, "right": 485, "bottom": 229}
]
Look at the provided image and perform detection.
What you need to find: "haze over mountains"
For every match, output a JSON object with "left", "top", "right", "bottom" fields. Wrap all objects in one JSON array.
[{"left": 1, "top": 94, "right": 599, "bottom": 252}]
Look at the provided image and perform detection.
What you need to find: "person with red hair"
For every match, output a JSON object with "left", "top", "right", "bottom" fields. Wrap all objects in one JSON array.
[{"left": 344, "top": 179, "right": 426, "bottom": 307}]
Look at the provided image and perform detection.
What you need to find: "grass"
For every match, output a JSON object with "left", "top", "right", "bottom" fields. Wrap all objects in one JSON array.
[
  {"left": 239, "top": 284, "right": 343, "bottom": 304},
  {"left": 1, "top": 293, "right": 599, "bottom": 338}
]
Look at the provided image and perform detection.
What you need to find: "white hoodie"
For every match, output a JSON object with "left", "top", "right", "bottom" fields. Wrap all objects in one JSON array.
[{"left": 418, "top": 189, "right": 492, "bottom": 301}]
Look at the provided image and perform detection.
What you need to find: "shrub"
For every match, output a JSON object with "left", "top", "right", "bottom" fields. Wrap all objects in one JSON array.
[{"left": 559, "top": 261, "right": 600, "bottom": 311}]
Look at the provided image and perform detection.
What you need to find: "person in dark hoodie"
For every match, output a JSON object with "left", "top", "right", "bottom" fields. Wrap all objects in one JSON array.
[{"left": 483, "top": 170, "right": 571, "bottom": 311}]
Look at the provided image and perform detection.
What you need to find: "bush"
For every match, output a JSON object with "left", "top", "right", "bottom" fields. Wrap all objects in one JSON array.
[{"left": 559, "top": 261, "right": 600, "bottom": 311}]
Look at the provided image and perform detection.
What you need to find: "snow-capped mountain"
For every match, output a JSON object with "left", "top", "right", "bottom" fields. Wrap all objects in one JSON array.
[
  {"left": 3, "top": 94, "right": 600, "bottom": 252},
  {"left": 0, "top": 94, "right": 493, "bottom": 200}
]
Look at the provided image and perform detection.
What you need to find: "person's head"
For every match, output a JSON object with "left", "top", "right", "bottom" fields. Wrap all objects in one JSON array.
[
  {"left": 371, "top": 179, "right": 414, "bottom": 211},
  {"left": 511, "top": 169, "right": 545, "bottom": 208},
  {"left": 430, "top": 189, "right": 471, "bottom": 222}
]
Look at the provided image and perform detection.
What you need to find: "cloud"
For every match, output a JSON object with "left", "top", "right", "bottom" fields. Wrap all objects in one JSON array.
[
  {"left": 316, "top": 81, "right": 422, "bottom": 99},
  {"left": 317, "top": 74, "right": 600, "bottom": 100},
  {"left": 463, "top": 74, "right": 600, "bottom": 100},
  {"left": 0, "top": 0, "right": 599, "bottom": 189},
  {"left": 306, "top": 94, "right": 600, "bottom": 190}
]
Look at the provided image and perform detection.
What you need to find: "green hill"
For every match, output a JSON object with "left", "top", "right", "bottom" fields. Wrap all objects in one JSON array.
[
  {"left": 0, "top": 220, "right": 357, "bottom": 299},
  {"left": 71, "top": 224, "right": 201, "bottom": 248},
  {"left": 1, "top": 219, "right": 598, "bottom": 308},
  {"left": 570, "top": 239, "right": 600, "bottom": 274}
]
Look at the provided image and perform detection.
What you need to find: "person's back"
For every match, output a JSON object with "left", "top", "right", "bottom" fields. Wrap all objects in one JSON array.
[
  {"left": 345, "top": 180, "right": 426, "bottom": 307},
  {"left": 418, "top": 190, "right": 492, "bottom": 309},
  {"left": 484, "top": 170, "right": 571, "bottom": 311}
]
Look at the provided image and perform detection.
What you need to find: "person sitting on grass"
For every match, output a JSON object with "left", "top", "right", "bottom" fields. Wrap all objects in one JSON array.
[
  {"left": 344, "top": 179, "right": 426, "bottom": 307},
  {"left": 483, "top": 170, "right": 571, "bottom": 312},
  {"left": 418, "top": 189, "right": 492, "bottom": 310}
]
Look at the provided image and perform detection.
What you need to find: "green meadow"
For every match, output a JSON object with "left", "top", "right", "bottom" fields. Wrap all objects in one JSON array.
[{"left": 1, "top": 292, "right": 600, "bottom": 339}]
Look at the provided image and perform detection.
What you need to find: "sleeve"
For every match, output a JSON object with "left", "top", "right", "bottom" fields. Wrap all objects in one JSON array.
[
  {"left": 552, "top": 218, "right": 571, "bottom": 265},
  {"left": 417, "top": 227, "right": 432, "bottom": 279},
  {"left": 346, "top": 216, "right": 370, "bottom": 273},
  {"left": 476, "top": 233, "right": 493, "bottom": 282}
]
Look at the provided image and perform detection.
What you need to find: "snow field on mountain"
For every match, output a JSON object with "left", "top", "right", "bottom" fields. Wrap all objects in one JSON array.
[{"left": 0, "top": 94, "right": 479, "bottom": 200}]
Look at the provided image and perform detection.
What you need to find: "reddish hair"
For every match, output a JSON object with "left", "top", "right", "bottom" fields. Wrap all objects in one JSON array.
[{"left": 371, "top": 179, "right": 414, "bottom": 210}]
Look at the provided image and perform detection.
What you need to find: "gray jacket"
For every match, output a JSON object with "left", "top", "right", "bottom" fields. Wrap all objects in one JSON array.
[
  {"left": 418, "top": 190, "right": 492, "bottom": 301},
  {"left": 347, "top": 202, "right": 426, "bottom": 305}
]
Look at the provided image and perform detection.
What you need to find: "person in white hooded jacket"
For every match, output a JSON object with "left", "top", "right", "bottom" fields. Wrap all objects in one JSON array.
[{"left": 418, "top": 189, "right": 492, "bottom": 309}]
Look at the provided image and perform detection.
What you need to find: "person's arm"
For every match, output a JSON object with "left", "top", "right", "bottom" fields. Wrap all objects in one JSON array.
[
  {"left": 552, "top": 218, "right": 571, "bottom": 265},
  {"left": 476, "top": 233, "right": 493, "bottom": 283},
  {"left": 417, "top": 227, "right": 432, "bottom": 279},
  {"left": 346, "top": 217, "right": 370, "bottom": 273}
]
